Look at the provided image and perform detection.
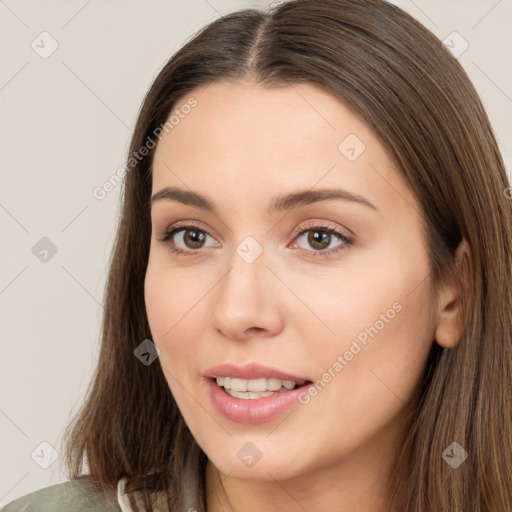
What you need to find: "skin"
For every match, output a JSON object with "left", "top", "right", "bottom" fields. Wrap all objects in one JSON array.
[{"left": 144, "top": 79, "right": 467, "bottom": 512}]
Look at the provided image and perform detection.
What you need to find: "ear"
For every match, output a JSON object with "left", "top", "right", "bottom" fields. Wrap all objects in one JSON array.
[{"left": 434, "top": 238, "right": 471, "bottom": 349}]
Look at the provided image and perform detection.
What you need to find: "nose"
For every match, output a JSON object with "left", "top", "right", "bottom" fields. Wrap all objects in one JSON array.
[{"left": 209, "top": 245, "right": 284, "bottom": 341}]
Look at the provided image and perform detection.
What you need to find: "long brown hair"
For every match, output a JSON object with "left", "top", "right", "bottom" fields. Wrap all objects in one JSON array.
[{"left": 61, "top": 0, "right": 512, "bottom": 510}]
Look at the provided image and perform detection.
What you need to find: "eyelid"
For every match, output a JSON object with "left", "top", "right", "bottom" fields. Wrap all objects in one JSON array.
[
  {"left": 291, "top": 220, "right": 353, "bottom": 240},
  {"left": 157, "top": 219, "right": 354, "bottom": 257},
  {"left": 158, "top": 220, "right": 219, "bottom": 242},
  {"left": 289, "top": 221, "right": 354, "bottom": 256},
  {"left": 156, "top": 221, "right": 220, "bottom": 251}
]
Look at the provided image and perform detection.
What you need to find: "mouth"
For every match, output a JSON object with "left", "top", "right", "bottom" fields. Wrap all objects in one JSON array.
[
  {"left": 211, "top": 376, "right": 313, "bottom": 400},
  {"left": 203, "top": 362, "right": 314, "bottom": 407}
]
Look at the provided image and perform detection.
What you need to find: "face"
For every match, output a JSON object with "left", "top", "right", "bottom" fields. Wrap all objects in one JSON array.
[{"left": 144, "top": 80, "right": 438, "bottom": 485}]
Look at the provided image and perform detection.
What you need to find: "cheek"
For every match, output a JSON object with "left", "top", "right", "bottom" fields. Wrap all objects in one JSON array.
[
  {"left": 300, "top": 243, "right": 435, "bottom": 394},
  {"left": 144, "top": 258, "right": 210, "bottom": 376},
  {"left": 293, "top": 260, "right": 402, "bottom": 364},
  {"left": 285, "top": 264, "right": 435, "bottom": 460}
]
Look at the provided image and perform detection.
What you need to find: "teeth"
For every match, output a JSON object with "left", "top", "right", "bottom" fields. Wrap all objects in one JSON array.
[
  {"left": 231, "top": 378, "right": 248, "bottom": 391},
  {"left": 268, "top": 378, "right": 284, "bottom": 390},
  {"left": 225, "top": 389, "right": 275, "bottom": 399},
  {"left": 282, "top": 380, "right": 298, "bottom": 390},
  {"left": 215, "top": 376, "right": 303, "bottom": 392}
]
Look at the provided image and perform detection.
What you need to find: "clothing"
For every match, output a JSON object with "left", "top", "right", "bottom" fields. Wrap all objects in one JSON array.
[
  {"left": 0, "top": 478, "right": 168, "bottom": 512},
  {"left": 117, "top": 477, "right": 135, "bottom": 512},
  {"left": 116, "top": 477, "right": 169, "bottom": 511},
  {"left": 0, "top": 479, "right": 122, "bottom": 511}
]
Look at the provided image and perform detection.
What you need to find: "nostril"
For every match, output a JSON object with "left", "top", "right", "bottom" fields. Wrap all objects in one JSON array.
[{"left": 246, "top": 327, "right": 265, "bottom": 336}]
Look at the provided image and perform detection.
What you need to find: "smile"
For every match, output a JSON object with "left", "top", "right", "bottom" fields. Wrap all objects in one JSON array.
[{"left": 215, "top": 376, "right": 305, "bottom": 399}]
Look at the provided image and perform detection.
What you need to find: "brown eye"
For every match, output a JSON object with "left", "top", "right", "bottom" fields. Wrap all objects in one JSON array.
[
  {"left": 294, "top": 226, "right": 351, "bottom": 253},
  {"left": 180, "top": 228, "right": 207, "bottom": 249},
  {"left": 306, "top": 230, "right": 334, "bottom": 250},
  {"left": 158, "top": 224, "right": 219, "bottom": 256}
]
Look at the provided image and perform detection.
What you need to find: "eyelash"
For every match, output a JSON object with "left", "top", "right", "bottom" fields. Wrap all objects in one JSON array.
[{"left": 156, "top": 221, "right": 354, "bottom": 258}]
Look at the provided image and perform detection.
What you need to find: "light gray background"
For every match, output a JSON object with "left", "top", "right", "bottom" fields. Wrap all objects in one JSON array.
[{"left": 1, "top": 0, "right": 511, "bottom": 506}]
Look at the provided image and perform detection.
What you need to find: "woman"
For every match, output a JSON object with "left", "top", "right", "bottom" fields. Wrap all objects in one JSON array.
[{"left": 3, "top": 0, "right": 511, "bottom": 510}]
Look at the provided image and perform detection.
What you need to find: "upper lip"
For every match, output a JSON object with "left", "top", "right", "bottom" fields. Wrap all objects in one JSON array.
[{"left": 204, "top": 362, "right": 312, "bottom": 383}]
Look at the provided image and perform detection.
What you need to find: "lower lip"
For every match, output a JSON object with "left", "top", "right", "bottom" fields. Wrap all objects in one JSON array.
[{"left": 205, "top": 377, "right": 311, "bottom": 424}]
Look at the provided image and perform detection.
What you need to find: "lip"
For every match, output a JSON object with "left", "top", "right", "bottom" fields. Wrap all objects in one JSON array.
[
  {"left": 203, "top": 363, "right": 313, "bottom": 424},
  {"left": 204, "top": 377, "right": 313, "bottom": 424},
  {"left": 203, "top": 362, "right": 311, "bottom": 382}
]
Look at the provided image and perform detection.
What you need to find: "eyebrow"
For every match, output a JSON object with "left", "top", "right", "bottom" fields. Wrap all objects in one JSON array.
[{"left": 150, "top": 186, "right": 378, "bottom": 214}]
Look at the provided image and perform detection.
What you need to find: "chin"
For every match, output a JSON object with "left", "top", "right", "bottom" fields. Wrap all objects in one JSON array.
[{"left": 207, "top": 443, "right": 310, "bottom": 483}]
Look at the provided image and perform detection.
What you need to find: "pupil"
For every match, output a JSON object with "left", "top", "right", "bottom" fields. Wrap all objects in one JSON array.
[
  {"left": 186, "top": 229, "right": 205, "bottom": 248},
  {"left": 309, "top": 230, "right": 330, "bottom": 250}
]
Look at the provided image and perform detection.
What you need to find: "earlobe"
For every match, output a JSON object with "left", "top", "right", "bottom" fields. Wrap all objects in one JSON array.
[{"left": 434, "top": 238, "right": 471, "bottom": 349}]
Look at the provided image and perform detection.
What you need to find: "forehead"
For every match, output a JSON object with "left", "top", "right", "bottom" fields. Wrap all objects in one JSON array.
[
  {"left": 151, "top": 80, "right": 415, "bottom": 217},
  {"left": 157, "top": 80, "right": 375, "bottom": 157}
]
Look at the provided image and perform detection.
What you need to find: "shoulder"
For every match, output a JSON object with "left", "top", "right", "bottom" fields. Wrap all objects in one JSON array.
[{"left": 1, "top": 479, "right": 122, "bottom": 512}]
